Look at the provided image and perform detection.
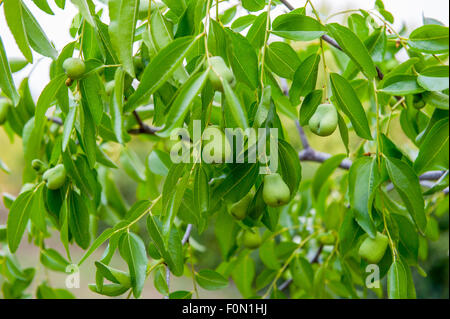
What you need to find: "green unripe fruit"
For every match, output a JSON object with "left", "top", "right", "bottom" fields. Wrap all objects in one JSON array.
[
  {"left": 208, "top": 56, "right": 235, "bottom": 91},
  {"left": 31, "top": 159, "right": 47, "bottom": 175},
  {"left": 0, "top": 98, "right": 12, "bottom": 125},
  {"left": 133, "top": 56, "right": 145, "bottom": 80},
  {"left": 105, "top": 81, "right": 115, "bottom": 96},
  {"left": 413, "top": 94, "right": 426, "bottom": 109},
  {"left": 43, "top": 164, "right": 67, "bottom": 190},
  {"left": 230, "top": 190, "right": 255, "bottom": 220},
  {"left": 62, "top": 58, "right": 86, "bottom": 80},
  {"left": 242, "top": 230, "right": 262, "bottom": 250},
  {"left": 203, "top": 127, "right": 232, "bottom": 164},
  {"left": 308, "top": 103, "right": 338, "bottom": 137},
  {"left": 263, "top": 173, "right": 291, "bottom": 207},
  {"left": 20, "top": 183, "right": 35, "bottom": 194},
  {"left": 358, "top": 232, "right": 389, "bottom": 264},
  {"left": 318, "top": 232, "right": 336, "bottom": 246}
]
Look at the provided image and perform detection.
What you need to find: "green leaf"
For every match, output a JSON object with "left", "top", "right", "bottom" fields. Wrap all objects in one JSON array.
[
  {"left": 125, "top": 36, "right": 200, "bottom": 111},
  {"left": 423, "top": 91, "right": 449, "bottom": 110},
  {"left": 95, "top": 261, "right": 131, "bottom": 287},
  {"left": 259, "top": 240, "right": 281, "bottom": 270},
  {"left": 40, "top": 248, "right": 70, "bottom": 272},
  {"left": 349, "top": 157, "right": 378, "bottom": 237},
  {"left": 414, "top": 119, "right": 449, "bottom": 174},
  {"left": 195, "top": 269, "right": 228, "bottom": 290},
  {"left": 223, "top": 80, "right": 249, "bottom": 130},
  {"left": 169, "top": 290, "right": 192, "bottom": 299},
  {"left": 7, "top": 191, "right": 34, "bottom": 253},
  {"left": 385, "top": 157, "right": 427, "bottom": 233},
  {"left": 231, "top": 15, "right": 256, "bottom": 32},
  {"left": 380, "top": 74, "right": 425, "bottom": 95},
  {"left": 299, "top": 90, "right": 322, "bottom": 126},
  {"left": 226, "top": 30, "right": 259, "bottom": 90},
  {"left": 290, "top": 54, "right": 321, "bottom": 105},
  {"left": 0, "top": 37, "right": 20, "bottom": 105},
  {"left": 327, "top": 23, "right": 378, "bottom": 79},
  {"left": 119, "top": 232, "right": 147, "bottom": 298},
  {"left": 21, "top": 2, "right": 58, "bottom": 59},
  {"left": 272, "top": 14, "right": 326, "bottom": 41},
  {"left": 108, "top": 0, "right": 139, "bottom": 77},
  {"left": 231, "top": 252, "right": 255, "bottom": 298},
  {"left": 67, "top": 191, "right": 91, "bottom": 249},
  {"left": 312, "top": 154, "right": 346, "bottom": 198},
  {"left": 417, "top": 65, "right": 449, "bottom": 92},
  {"left": 246, "top": 12, "right": 267, "bottom": 49},
  {"left": 278, "top": 139, "right": 302, "bottom": 199},
  {"left": 193, "top": 165, "right": 209, "bottom": 215},
  {"left": 330, "top": 73, "right": 372, "bottom": 140},
  {"left": 408, "top": 24, "right": 449, "bottom": 54},
  {"left": 265, "top": 42, "right": 301, "bottom": 79},
  {"left": 4, "top": 0, "right": 33, "bottom": 63},
  {"left": 70, "top": 0, "right": 96, "bottom": 27},
  {"left": 241, "top": 0, "right": 265, "bottom": 12},
  {"left": 387, "top": 261, "right": 408, "bottom": 299},
  {"left": 79, "top": 73, "right": 103, "bottom": 125},
  {"left": 147, "top": 150, "right": 172, "bottom": 176},
  {"left": 62, "top": 105, "right": 77, "bottom": 152},
  {"left": 157, "top": 70, "right": 208, "bottom": 137},
  {"left": 110, "top": 67, "right": 125, "bottom": 143}
]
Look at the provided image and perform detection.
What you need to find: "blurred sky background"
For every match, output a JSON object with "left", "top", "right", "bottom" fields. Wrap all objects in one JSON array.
[{"left": 0, "top": 0, "right": 449, "bottom": 100}]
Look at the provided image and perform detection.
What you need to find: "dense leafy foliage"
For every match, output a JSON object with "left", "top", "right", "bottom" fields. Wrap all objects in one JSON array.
[{"left": 0, "top": 0, "right": 449, "bottom": 299}]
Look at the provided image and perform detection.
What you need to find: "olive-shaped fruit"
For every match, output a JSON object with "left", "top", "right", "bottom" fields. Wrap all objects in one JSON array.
[
  {"left": 358, "top": 232, "right": 389, "bottom": 264},
  {"left": 413, "top": 94, "right": 426, "bottom": 109},
  {"left": 105, "top": 80, "right": 115, "bottom": 96},
  {"left": 208, "top": 56, "right": 235, "bottom": 91},
  {"left": 31, "top": 159, "right": 47, "bottom": 175},
  {"left": 43, "top": 164, "right": 67, "bottom": 190},
  {"left": 230, "top": 190, "right": 254, "bottom": 220},
  {"left": 62, "top": 58, "right": 86, "bottom": 80},
  {"left": 242, "top": 230, "right": 262, "bottom": 250},
  {"left": 263, "top": 173, "right": 291, "bottom": 207},
  {"left": 308, "top": 103, "right": 338, "bottom": 137},
  {"left": 203, "top": 127, "right": 232, "bottom": 164},
  {"left": 133, "top": 56, "right": 145, "bottom": 80},
  {"left": 0, "top": 98, "right": 12, "bottom": 125},
  {"left": 318, "top": 232, "right": 336, "bottom": 246}
]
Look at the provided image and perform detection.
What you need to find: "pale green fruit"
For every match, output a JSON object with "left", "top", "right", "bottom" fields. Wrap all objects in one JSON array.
[
  {"left": 318, "top": 232, "right": 336, "bottom": 246},
  {"left": 308, "top": 103, "right": 338, "bottom": 137},
  {"left": 263, "top": 173, "right": 291, "bottom": 207},
  {"left": 105, "top": 81, "right": 115, "bottom": 96},
  {"left": 230, "top": 190, "right": 255, "bottom": 220},
  {"left": 43, "top": 164, "right": 67, "bottom": 190},
  {"left": 31, "top": 159, "right": 47, "bottom": 175},
  {"left": 62, "top": 58, "right": 86, "bottom": 80},
  {"left": 0, "top": 98, "right": 12, "bottom": 125},
  {"left": 242, "top": 230, "right": 262, "bottom": 249},
  {"left": 208, "top": 56, "right": 235, "bottom": 91},
  {"left": 358, "top": 232, "right": 389, "bottom": 264}
]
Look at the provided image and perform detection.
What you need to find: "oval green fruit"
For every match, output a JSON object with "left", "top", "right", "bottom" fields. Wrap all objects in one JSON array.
[
  {"left": 263, "top": 173, "right": 291, "bottom": 207},
  {"left": 242, "top": 230, "right": 262, "bottom": 250},
  {"left": 31, "top": 159, "right": 47, "bottom": 174},
  {"left": 318, "top": 232, "right": 336, "bottom": 246},
  {"left": 208, "top": 56, "right": 235, "bottom": 91},
  {"left": 62, "top": 58, "right": 86, "bottom": 80},
  {"left": 308, "top": 103, "right": 338, "bottom": 137},
  {"left": 230, "top": 190, "right": 255, "bottom": 220},
  {"left": 0, "top": 98, "right": 12, "bottom": 125},
  {"left": 43, "top": 164, "right": 67, "bottom": 190},
  {"left": 358, "top": 232, "right": 389, "bottom": 264}
]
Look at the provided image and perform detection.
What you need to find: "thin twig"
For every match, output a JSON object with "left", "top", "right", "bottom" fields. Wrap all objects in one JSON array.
[{"left": 295, "top": 120, "right": 310, "bottom": 150}]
